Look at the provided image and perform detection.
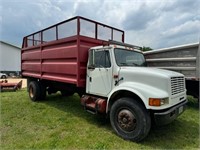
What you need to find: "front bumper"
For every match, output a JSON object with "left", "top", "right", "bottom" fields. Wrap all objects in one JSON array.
[{"left": 154, "top": 100, "right": 188, "bottom": 126}]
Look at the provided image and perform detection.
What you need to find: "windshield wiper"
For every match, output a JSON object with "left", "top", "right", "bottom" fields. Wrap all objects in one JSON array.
[
  {"left": 131, "top": 63, "right": 139, "bottom": 66},
  {"left": 119, "top": 62, "right": 129, "bottom": 66},
  {"left": 120, "top": 62, "right": 140, "bottom": 67}
]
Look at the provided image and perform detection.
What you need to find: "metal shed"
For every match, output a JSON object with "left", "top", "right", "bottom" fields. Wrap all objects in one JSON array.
[{"left": 0, "top": 41, "right": 21, "bottom": 75}]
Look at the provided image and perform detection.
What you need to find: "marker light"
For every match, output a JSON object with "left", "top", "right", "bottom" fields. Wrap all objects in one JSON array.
[
  {"left": 149, "top": 98, "right": 161, "bottom": 106},
  {"left": 149, "top": 98, "right": 168, "bottom": 106},
  {"left": 113, "top": 75, "right": 119, "bottom": 78}
]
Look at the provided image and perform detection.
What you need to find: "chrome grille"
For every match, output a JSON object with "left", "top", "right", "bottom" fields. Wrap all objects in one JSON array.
[{"left": 171, "top": 77, "right": 185, "bottom": 95}]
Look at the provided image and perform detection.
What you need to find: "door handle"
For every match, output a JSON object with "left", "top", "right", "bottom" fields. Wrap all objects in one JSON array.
[{"left": 89, "top": 77, "right": 92, "bottom": 82}]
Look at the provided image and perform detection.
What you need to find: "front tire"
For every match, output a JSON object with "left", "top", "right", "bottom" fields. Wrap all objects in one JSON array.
[{"left": 110, "top": 97, "right": 151, "bottom": 142}]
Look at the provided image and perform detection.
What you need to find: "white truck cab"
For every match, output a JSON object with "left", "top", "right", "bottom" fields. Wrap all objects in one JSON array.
[{"left": 82, "top": 41, "right": 187, "bottom": 141}]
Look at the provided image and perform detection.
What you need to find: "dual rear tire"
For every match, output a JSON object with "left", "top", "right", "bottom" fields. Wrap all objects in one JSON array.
[
  {"left": 28, "top": 81, "right": 46, "bottom": 101},
  {"left": 28, "top": 80, "right": 76, "bottom": 101}
]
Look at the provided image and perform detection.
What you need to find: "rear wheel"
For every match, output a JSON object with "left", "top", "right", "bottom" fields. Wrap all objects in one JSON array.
[
  {"left": 28, "top": 81, "right": 41, "bottom": 101},
  {"left": 110, "top": 97, "right": 151, "bottom": 142}
]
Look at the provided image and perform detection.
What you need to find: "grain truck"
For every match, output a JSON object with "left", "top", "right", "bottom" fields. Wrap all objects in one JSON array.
[
  {"left": 21, "top": 16, "right": 187, "bottom": 142},
  {"left": 144, "top": 43, "right": 199, "bottom": 100}
]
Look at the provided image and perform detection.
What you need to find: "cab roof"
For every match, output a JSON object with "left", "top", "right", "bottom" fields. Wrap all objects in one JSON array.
[{"left": 91, "top": 40, "right": 143, "bottom": 53}]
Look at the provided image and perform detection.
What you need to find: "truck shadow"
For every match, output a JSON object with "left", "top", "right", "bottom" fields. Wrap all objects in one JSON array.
[
  {"left": 41, "top": 93, "right": 199, "bottom": 149},
  {"left": 41, "top": 93, "right": 110, "bottom": 126}
]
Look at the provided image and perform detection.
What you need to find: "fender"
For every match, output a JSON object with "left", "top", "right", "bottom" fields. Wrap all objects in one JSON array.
[{"left": 106, "top": 81, "right": 169, "bottom": 113}]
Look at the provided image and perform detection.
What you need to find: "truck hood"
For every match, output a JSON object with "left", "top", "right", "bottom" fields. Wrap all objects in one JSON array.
[
  {"left": 118, "top": 67, "right": 184, "bottom": 93},
  {"left": 119, "top": 67, "right": 184, "bottom": 78}
]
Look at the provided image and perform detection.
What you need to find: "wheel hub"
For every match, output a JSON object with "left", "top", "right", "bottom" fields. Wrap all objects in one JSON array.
[
  {"left": 29, "top": 87, "right": 34, "bottom": 98},
  {"left": 118, "top": 109, "right": 136, "bottom": 132}
]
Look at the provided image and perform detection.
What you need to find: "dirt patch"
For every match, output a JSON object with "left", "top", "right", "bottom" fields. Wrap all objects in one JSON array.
[{"left": 0, "top": 78, "right": 27, "bottom": 88}]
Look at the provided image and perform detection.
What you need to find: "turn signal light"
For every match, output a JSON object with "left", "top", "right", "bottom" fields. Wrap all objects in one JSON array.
[{"left": 149, "top": 98, "right": 161, "bottom": 106}]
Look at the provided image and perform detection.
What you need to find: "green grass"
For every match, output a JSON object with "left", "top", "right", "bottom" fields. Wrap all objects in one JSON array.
[{"left": 1, "top": 89, "right": 199, "bottom": 149}]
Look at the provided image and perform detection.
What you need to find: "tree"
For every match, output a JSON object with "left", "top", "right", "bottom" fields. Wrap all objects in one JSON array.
[{"left": 140, "top": 46, "right": 153, "bottom": 52}]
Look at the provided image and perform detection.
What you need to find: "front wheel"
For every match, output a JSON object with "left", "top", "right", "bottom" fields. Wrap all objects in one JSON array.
[{"left": 110, "top": 97, "right": 151, "bottom": 142}]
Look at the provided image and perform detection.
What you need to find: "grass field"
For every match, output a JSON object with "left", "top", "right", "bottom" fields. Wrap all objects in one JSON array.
[{"left": 1, "top": 89, "right": 199, "bottom": 149}]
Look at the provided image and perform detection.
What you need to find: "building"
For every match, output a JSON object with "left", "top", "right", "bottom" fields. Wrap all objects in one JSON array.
[{"left": 0, "top": 41, "right": 21, "bottom": 75}]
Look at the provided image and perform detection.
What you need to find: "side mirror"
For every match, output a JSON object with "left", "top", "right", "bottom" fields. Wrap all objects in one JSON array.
[{"left": 88, "top": 65, "right": 95, "bottom": 70}]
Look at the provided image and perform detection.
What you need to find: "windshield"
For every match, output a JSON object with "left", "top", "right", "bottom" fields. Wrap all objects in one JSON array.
[{"left": 114, "top": 48, "right": 146, "bottom": 67}]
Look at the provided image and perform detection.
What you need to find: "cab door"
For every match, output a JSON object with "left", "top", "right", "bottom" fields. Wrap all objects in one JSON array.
[{"left": 86, "top": 49, "right": 113, "bottom": 97}]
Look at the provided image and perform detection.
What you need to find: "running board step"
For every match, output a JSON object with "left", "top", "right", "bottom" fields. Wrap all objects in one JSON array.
[{"left": 86, "top": 109, "right": 96, "bottom": 115}]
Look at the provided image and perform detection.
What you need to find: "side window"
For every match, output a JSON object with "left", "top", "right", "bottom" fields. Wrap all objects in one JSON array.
[
  {"left": 88, "top": 50, "right": 94, "bottom": 67},
  {"left": 94, "top": 51, "right": 111, "bottom": 68}
]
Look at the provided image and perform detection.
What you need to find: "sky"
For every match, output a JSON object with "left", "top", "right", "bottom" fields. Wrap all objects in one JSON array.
[{"left": 0, "top": 0, "right": 200, "bottom": 49}]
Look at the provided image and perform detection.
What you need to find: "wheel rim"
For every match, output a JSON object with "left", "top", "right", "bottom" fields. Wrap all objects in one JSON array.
[
  {"left": 117, "top": 109, "right": 137, "bottom": 132},
  {"left": 29, "top": 86, "right": 34, "bottom": 98}
]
